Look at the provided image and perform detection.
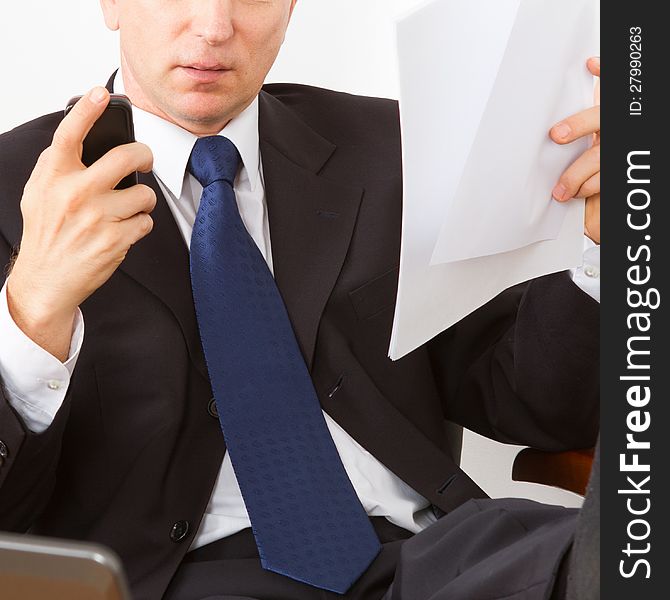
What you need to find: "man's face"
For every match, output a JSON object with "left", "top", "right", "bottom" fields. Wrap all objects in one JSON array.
[{"left": 100, "top": 0, "right": 297, "bottom": 134}]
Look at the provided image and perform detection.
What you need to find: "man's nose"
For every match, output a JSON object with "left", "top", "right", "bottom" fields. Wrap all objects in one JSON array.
[{"left": 194, "top": 0, "right": 235, "bottom": 46}]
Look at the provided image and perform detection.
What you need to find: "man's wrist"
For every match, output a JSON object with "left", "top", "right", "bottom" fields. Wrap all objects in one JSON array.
[{"left": 6, "top": 275, "right": 77, "bottom": 363}]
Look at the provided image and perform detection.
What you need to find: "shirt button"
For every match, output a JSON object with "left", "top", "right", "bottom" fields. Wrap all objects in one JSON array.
[
  {"left": 584, "top": 265, "right": 600, "bottom": 279},
  {"left": 170, "top": 520, "right": 190, "bottom": 543},
  {"left": 207, "top": 398, "right": 219, "bottom": 419},
  {"left": 47, "top": 380, "right": 62, "bottom": 391}
]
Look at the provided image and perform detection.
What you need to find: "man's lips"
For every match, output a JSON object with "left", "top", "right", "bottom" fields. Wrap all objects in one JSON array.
[{"left": 179, "top": 64, "right": 232, "bottom": 83}]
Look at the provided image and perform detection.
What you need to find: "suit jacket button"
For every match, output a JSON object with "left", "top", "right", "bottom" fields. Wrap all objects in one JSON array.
[
  {"left": 207, "top": 398, "right": 219, "bottom": 419},
  {"left": 0, "top": 441, "right": 8, "bottom": 466},
  {"left": 170, "top": 520, "right": 190, "bottom": 543}
]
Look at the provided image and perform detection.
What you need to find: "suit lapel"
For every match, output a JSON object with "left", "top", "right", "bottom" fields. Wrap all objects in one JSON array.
[
  {"left": 259, "top": 91, "right": 363, "bottom": 369},
  {"left": 118, "top": 173, "right": 209, "bottom": 382}
]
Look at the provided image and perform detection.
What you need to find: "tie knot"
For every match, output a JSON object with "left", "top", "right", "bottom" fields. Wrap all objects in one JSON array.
[{"left": 188, "top": 136, "right": 241, "bottom": 188}]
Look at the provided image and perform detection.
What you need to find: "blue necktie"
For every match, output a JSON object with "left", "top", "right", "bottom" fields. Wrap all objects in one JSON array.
[{"left": 188, "top": 136, "right": 381, "bottom": 594}]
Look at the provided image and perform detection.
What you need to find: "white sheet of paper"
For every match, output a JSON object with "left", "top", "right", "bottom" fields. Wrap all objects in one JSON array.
[{"left": 389, "top": 0, "right": 599, "bottom": 360}]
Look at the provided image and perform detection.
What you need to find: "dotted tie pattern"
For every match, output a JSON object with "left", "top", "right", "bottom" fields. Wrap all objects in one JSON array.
[{"left": 188, "top": 136, "right": 381, "bottom": 594}]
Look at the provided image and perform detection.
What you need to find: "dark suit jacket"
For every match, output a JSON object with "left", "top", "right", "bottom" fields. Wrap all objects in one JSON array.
[{"left": 0, "top": 82, "right": 599, "bottom": 599}]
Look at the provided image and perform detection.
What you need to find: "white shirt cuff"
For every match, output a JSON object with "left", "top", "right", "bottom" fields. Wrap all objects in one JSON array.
[
  {"left": 0, "top": 280, "right": 84, "bottom": 433},
  {"left": 570, "top": 236, "right": 600, "bottom": 303}
]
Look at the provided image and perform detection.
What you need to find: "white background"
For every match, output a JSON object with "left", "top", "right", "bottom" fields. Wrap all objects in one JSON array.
[{"left": 0, "top": 0, "right": 583, "bottom": 508}]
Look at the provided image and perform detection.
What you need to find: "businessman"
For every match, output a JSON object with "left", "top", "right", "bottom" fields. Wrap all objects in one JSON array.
[{"left": 0, "top": 1, "right": 600, "bottom": 599}]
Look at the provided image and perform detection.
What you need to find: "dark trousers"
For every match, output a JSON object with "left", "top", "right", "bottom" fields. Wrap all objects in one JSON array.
[
  {"left": 163, "top": 501, "right": 577, "bottom": 600},
  {"left": 163, "top": 517, "right": 412, "bottom": 600}
]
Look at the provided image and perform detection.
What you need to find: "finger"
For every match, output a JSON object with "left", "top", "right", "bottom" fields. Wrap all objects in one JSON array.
[
  {"left": 117, "top": 211, "right": 155, "bottom": 248},
  {"left": 589, "top": 57, "right": 601, "bottom": 106},
  {"left": 552, "top": 145, "right": 600, "bottom": 201},
  {"left": 50, "top": 87, "right": 110, "bottom": 170},
  {"left": 105, "top": 184, "right": 158, "bottom": 221},
  {"left": 550, "top": 105, "right": 600, "bottom": 144},
  {"left": 86, "top": 142, "right": 154, "bottom": 190},
  {"left": 585, "top": 193, "right": 600, "bottom": 244},
  {"left": 576, "top": 172, "right": 600, "bottom": 199}
]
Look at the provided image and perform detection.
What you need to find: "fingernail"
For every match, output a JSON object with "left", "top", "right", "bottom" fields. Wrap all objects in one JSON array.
[
  {"left": 90, "top": 87, "right": 107, "bottom": 104},
  {"left": 552, "top": 183, "right": 569, "bottom": 201},
  {"left": 553, "top": 123, "right": 571, "bottom": 139}
]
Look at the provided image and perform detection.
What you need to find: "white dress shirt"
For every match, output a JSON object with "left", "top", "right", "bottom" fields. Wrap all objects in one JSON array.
[{"left": 0, "top": 75, "right": 600, "bottom": 549}]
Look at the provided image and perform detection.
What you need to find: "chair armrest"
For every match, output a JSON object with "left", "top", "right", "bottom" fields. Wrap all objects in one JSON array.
[{"left": 512, "top": 448, "right": 595, "bottom": 496}]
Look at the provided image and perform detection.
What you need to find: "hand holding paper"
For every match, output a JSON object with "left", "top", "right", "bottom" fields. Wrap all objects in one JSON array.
[
  {"left": 550, "top": 57, "right": 601, "bottom": 244},
  {"left": 389, "top": 0, "right": 599, "bottom": 360}
]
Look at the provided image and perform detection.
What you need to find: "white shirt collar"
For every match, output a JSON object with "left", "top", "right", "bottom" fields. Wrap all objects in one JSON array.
[{"left": 114, "top": 70, "right": 261, "bottom": 199}]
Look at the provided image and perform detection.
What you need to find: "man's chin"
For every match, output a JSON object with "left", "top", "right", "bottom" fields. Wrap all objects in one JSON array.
[{"left": 167, "top": 96, "right": 240, "bottom": 133}]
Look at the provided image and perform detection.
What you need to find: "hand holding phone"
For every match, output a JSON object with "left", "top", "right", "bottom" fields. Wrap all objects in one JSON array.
[
  {"left": 6, "top": 87, "right": 156, "bottom": 361},
  {"left": 65, "top": 93, "right": 139, "bottom": 189}
]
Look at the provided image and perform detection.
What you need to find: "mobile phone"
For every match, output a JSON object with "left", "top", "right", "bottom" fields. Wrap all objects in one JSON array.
[{"left": 64, "top": 94, "right": 138, "bottom": 190}]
